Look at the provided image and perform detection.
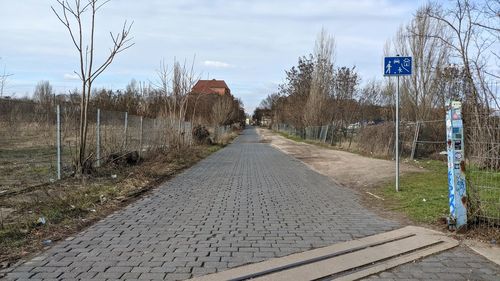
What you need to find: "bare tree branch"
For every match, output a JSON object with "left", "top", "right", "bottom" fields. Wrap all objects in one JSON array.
[{"left": 52, "top": 0, "right": 134, "bottom": 174}]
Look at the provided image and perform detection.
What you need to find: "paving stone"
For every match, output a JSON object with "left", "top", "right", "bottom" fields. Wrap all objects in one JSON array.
[
  {"left": 3, "top": 128, "right": 499, "bottom": 280},
  {"left": 368, "top": 246, "right": 500, "bottom": 281},
  {"left": 138, "top": 272, "right": 166, "bottom": 280}
]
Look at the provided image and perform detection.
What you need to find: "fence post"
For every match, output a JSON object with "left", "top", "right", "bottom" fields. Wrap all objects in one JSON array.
[
  {"left": 183, "top": 121, "right": 186, "bottom": 146},
  {"left": 187, "top": 122, "right": 192, "bottom": 146},
  {"left": 123, "top": 112, "right": 128, "bottom": 150},
  {"left": 331, "top": 125, "right": 335, "bottom": 145},
  {"left": 323, "top": 125, "right": 329, "bottom": 143},
  {"left": 139, "top": 116, "right": 143, "bottom": 158},
  {"left": 96, "top": 109, "right": 101, "bottom": 167},
  {"left": 56, "top": 105, "right": 61, "bottom": 180},
  {"left": 410, "top": 121, "right": 421, "bottom": 160}
]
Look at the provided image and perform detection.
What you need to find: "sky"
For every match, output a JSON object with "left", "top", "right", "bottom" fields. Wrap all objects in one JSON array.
[{"left": 0, "top": 0, "right": 430, "bottom": 114}]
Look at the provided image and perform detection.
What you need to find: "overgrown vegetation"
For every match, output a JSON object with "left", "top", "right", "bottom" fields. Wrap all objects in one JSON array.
[
  {"left": 0, "top": 144, "right": 225, "bottom": 267},
  {"left": 254, "top": 1, "right": 499, "bottom": 164}
]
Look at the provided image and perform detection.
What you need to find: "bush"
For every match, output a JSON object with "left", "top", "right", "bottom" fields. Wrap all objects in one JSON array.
[
  {"left": 192, "top": 125, "right": 212, "bottom": 145},
  {"left": 357, "top": 123, "right": 394, "bottom": 157}
]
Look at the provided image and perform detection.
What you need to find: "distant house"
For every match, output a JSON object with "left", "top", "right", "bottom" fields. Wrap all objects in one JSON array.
[{"left": 191, "top": 79, "right": 231, "bottom": 96}]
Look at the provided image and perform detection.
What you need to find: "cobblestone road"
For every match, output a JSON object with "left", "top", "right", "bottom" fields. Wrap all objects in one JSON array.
[{"left": 3, "top": 128, "right": 499, "bottom": 280}]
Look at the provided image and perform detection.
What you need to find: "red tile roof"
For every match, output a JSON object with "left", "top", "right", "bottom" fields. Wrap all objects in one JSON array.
[{"left": 191, "top": 79, "right": 231, "bottom": 95}]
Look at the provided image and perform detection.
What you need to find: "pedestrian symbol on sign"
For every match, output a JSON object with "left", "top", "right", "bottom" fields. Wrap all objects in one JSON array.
[
  {"left": 384, "top": 57, "right": 412, "bottom": 76},
  {"left": 385, "top": 62, "right": 392, "bottom": 74}
]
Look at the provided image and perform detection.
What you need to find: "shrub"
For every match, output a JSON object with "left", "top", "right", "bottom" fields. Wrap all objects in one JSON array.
[{"left": 192, "top": 125, "right": 212, "bottom": 145}]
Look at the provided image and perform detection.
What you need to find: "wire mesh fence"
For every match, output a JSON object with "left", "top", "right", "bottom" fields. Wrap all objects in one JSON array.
[
  {"left": 0, "top": 99, "right": 226, "bottom": 194},
  {"left": 274, "top": 120, "right": 446, "bottom": 159},
  {"left": 274, "top": 124, "right": 331, "bottom": 143},
  {"left": 0, "top": 100, "right": 57, "bottom": 193},
  {"left": 466, "top": 109, "right": 500, "bottom": 227},
  {"left": 274, "top": 117, "right": 500, "bottom": 226}
]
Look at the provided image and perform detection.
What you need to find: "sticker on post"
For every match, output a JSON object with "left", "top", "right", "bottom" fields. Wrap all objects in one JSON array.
[
  {"left": 455, "top": 152, "right": 462, "bottom": 161},
  {"left": 452, "top": 101, "right": 462, "bottom": 109},
  {"left": 457, "top": 178, "right": 466, "bottom": 197}
]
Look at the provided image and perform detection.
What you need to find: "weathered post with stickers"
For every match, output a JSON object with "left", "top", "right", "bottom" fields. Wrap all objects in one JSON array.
[{"left": 446, "top": 101, "right": 467, "bottom": 229}]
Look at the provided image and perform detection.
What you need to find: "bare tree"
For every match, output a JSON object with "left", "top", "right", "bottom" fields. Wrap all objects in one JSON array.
[
  {"left": 278, "top": 55, "right": 314, "bottom": 128},
  {"left": 332, "top": 66, "right": 360, "bottom": 130},
  {"left": 358, "top": 80, "right": 388, "bottom": 122},
  {"left": 423, "top": 0, "right": 499, "bottom": 170},
  {"left": 155, "top": 59, "right": 198, "bottom": 149},
  {"left": 392, "top": 4, "right": 451, "bottom": 121},
  {"left": 0, "top": 58, "right": 13, "bottom": 98},
  {"left": 424, "top": 1, "right": 499, "bottom": 111},
  {"left": 52, "top": 0, "right": 134, "bottom": 174},
  {"left": 33, "top": 81, "right": 55, "bottom": 116},
  {"left": 212, "top": 95, "right": 235, "bottom": 126},
  {"left": 304, "top": 28, "right": 335, "bottom": 126},
  {"left": 259, "top": 93, "right": 280, "bottom": 110}
]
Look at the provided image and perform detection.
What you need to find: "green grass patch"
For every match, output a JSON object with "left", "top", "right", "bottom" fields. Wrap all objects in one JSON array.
[
  {"left": 380, "top": 161, "right": 500, "bottom": 224},
  {"left": 380, "top": 160, "right": 449, "bottom": 224},
  {"left": 206, "top": 145, "right": 223, "bottom": 154},
  {"left": 0, "top": 227, "right": 29, "bottom": 248},
  {"left": 467, "top": 166, "right": 500, "bottom": 219},
  {"left": 275, "top": 129, "right": 500, "bottom": 224}
]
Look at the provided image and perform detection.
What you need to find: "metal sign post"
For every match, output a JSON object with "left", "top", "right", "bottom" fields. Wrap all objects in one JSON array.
[
  {"left": 396, "top": 76, "right": 400, "bottom": 192},
  {"left": 56, "top": 105, "right": 61, "bottom": 180},
  {"left": 384, "top": 56, "right": 412, "bottom": 192},
  {"left": 446, "top": 101, "right": 467, "bottom": 229}
]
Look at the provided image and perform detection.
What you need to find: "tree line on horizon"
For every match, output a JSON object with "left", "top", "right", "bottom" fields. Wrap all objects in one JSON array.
[
  {"left": 11, "top": 78, "right": 245, "bottom": 126},
  {"left": 254, "top": 1, "right": 499, "bottom": 129},
  {"left": 254, "top": 0, "right": 499, "bottom": 169}
]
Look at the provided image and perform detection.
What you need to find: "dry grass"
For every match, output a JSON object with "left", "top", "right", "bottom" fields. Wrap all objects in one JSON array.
[
  {"left": 0, "top": 144, "right": 223, "bottom": 268},
  {"left": 218, "top": 131, "right": 239, "bottom": 146}
]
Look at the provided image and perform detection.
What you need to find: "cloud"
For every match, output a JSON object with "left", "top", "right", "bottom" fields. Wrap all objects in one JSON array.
[
  {"left": 63, "top": 73, "right": 80, "bottom": 80},
  {"left": 2, "top": 0, "right": 428, "bottom": 114},
  {"left": 203, "top": 60, "right": 233, "bottom": 69}
]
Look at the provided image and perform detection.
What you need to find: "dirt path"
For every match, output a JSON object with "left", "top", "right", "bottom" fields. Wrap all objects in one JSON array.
[{"left": 257, "top": 128, "right": 421, "bottom": 190}]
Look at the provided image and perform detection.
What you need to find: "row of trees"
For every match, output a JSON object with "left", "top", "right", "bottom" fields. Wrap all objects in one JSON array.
[
  {"left": 2, "top": 0, "right": 244, "bottom": 175},
  {"left": 255, "top": 31, "right": 390, "bottom": 131},
  {"left": 30, "top": 78, "right": 244, "bottom": 127},
  {"left": 253, "top": 0, "right": 499, "bottom": 170},
  {"left": 256, "top": 0, "right": 499, "bottom": 134}
]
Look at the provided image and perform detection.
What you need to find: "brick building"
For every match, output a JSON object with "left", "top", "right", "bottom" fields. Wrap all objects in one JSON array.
[{"left": 191, "top": 79, "right": 231, "bottom": 96}]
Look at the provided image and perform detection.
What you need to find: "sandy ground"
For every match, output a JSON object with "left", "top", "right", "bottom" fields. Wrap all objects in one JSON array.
[
  {"left": 256, "top": 129, "right": 500, "bottom": 266},
  {"left": 257, "top": 128, "right": 421, "bottom": 191}
]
